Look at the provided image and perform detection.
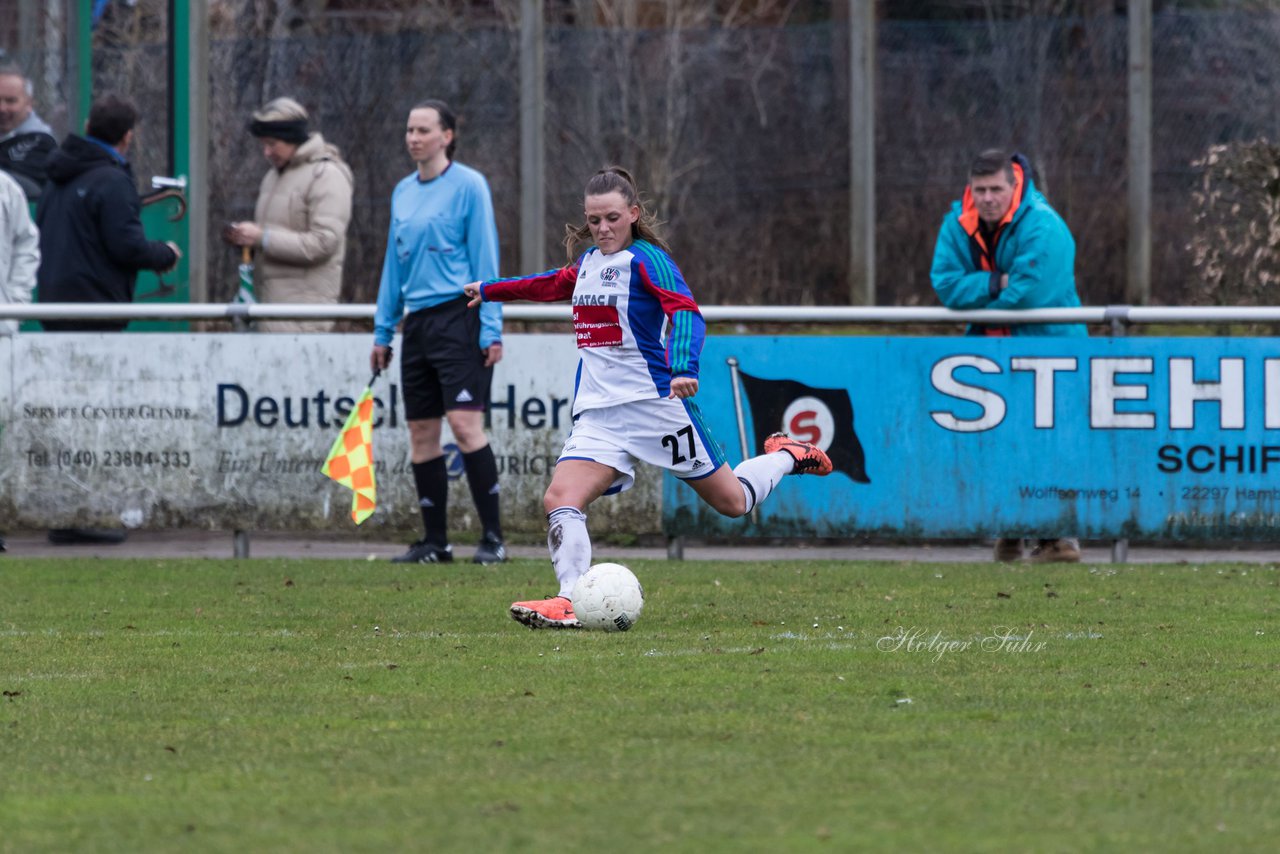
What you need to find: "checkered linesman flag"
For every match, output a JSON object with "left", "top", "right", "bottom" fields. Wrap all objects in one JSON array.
[{"left": 321, "top": 386, "right": 377, "bottom": 523}]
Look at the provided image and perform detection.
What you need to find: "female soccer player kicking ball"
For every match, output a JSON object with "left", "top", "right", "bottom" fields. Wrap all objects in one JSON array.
[{"left": 464, "top": 167, "right": 832, "bottom": 628}]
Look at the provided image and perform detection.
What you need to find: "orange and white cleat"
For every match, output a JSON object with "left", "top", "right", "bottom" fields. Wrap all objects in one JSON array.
[
  {"left": 764, "top": 432, "right": 834, "bottom": 476},
  {"left": 510, "top": 595, "right": 583, "bottom": 629}
]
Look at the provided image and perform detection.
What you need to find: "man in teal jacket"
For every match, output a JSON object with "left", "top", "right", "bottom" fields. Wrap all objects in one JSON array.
[
  {"left": 931, "top": 149, "right": 1086, "bottom": 338},
  {"left": 930, "top": 149, "right": 1085, "bottom": 563}
]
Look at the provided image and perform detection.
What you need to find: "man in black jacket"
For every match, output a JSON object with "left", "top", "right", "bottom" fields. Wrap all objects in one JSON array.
[
  {"left": 36, "top": 93, "right": 179, "bottom": 332},
  {"left": 35, "top": 95, "right": 180, "bottom": 545}
]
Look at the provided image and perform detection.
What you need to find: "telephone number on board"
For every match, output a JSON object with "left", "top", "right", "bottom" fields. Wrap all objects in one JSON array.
[{"left": 26, "top": 449, "right": 193, "bottom": 469}]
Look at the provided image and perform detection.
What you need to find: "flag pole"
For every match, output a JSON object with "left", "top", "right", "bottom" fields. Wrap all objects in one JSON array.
[
  {"left": 727, "top": 357, "right": 750, "bottom": 463},
  {"left": 726, "top": 356, "right": 758, "bottom": 524}
]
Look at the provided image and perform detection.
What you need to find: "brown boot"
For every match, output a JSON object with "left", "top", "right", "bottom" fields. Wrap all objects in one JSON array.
[
  {"left": 993, "top": 538, "right": 1024, "bottom": 562},
  {"left": 1029, "top": 538, "right": 1081, "bottom": 563}
]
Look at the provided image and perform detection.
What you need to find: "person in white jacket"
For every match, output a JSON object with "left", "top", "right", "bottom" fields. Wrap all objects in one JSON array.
[
  {"left": 0, "top": 166, "right": 38, "bottom": 335},
  {"left": 0, "top": 166, "right": 37, "bottom": 553}
]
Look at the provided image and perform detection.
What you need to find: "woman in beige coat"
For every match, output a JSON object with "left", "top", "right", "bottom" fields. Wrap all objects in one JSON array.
[{"left": 224, "top": 97, "right": 353, "bottom": 332}]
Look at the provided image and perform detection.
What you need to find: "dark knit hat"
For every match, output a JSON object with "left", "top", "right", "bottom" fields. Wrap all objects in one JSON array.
[{"left": 248, "top": 96, "right": 310, "bottom": 144}]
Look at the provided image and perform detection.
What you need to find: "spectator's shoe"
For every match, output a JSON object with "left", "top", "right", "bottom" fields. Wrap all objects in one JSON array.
[
  {"left": 391, "top": 540, "right": 453, "bottom": 564},
  {"left": 48, "top": 528, "right": 127, "bottom": 545},
  {"left": 993, "top": 538, "right": 1024, "bottom": 562},
  {"left": 510, "top": 596, "right": 582, "bottom": 629},
  {"left": 1029, "top": 538, "right": 1081, "bottom": 564},
  {"left": 473, "top": 533, "right": 507, "bottom": 565},
  {"left": 0, "top": 535, "right": 6, "bottom": 552},
  {"left": 764, "top": 433, "right": 833, "bottom": 476}
]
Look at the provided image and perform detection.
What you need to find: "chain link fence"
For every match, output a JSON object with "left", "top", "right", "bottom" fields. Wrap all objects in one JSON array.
[{"left": 5, "top": 4, "right": 1280, "bottom": 312}]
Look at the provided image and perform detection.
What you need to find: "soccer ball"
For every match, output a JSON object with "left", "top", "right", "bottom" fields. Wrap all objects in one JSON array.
[{"left": 571, "top": 563, "right": 644, "bottom": 632}]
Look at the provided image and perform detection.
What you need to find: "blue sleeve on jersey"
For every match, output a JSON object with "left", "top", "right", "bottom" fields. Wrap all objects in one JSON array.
[
  {"left": 629, "top": 242, "right": 705, "bottom": 380},
  {"left": 668, "top": 310, "right": 704, "bottom": 379}
]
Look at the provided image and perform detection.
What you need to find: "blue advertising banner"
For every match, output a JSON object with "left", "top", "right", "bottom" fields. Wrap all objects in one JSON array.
[{"left": 664, "top": 337, "right": 1280, "bottom": 540}]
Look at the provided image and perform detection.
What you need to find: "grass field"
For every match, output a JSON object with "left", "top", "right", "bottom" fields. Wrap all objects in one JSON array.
[{"left": 1, "top": 556, "right": 1277, "bottom": 852}]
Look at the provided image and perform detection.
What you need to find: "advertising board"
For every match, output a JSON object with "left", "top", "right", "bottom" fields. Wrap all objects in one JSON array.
[
  {"left": 664, "top": 336, "right": 1280, "bottom": 541},
  {"left": 0, "top": 334, "right": 660, "bottom": 534}
]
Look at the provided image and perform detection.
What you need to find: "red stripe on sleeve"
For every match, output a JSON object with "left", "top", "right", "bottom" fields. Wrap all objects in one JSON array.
[{"left": 484, "top": 264, "right": 579, "bottom": 303}]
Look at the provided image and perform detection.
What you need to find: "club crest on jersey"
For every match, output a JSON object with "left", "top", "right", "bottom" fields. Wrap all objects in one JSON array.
[{"left": 600, "top": 266, "right": 621, "bottom": 284}]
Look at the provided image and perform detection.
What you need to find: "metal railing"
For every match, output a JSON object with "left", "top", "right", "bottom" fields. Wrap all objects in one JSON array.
[{"left": 3, "top": 303, "right": 1279, "bottom": 325}]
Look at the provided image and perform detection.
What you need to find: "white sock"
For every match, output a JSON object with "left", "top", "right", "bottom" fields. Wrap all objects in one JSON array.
[
  {"left": 547, "top": 506, "right": 591, "bottom": 598},
  {"left": 732, "top": 452, "right": 794, "bottom": 514}
]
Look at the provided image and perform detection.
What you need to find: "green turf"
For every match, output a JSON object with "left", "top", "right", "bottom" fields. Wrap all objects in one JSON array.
[{"left": 1, "top": 557, "right": 1276, "bottom": 852}]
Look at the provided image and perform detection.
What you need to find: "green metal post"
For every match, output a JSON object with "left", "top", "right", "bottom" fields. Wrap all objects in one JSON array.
[
  {"left": 71, "top": 0, "right": 92, "bottom": 125},
  {"left": 130, "top": 0, "right": 193, "bottom": 328}
]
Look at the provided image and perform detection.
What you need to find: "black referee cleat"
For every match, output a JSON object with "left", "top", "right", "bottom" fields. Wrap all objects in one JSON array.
[
  {"left": 473, "top": 532, "right": 507, "bottom": 565},
  {"left": 391, "top": 539, "right": 453, "bottom": 564}
]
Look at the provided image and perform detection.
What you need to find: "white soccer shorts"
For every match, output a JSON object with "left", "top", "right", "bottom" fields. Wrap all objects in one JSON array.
[{"left": 558, "top": 397, "right": 728, "bottom": 495}]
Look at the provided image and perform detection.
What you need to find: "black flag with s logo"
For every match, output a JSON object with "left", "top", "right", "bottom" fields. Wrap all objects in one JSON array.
[{"left": 738, "top": 371, "right": 871, "bottom": 484}]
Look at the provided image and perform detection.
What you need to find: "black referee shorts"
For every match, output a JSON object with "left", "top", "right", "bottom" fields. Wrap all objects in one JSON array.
[{"left": 399, "top": 295, "right": 494, "bottom": 420}]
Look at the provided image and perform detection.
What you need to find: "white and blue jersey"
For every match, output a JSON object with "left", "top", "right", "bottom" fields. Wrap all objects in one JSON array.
[
  {"left": 480, "top": 239, "right": 705, "bottom": 416},
  {"left": 373, "top": 162, "right": 501, "bottom": 347}
]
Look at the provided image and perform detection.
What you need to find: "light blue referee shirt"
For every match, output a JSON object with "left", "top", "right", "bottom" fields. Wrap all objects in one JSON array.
[{"left": 373, "top": 162, "right": 502, "bottom": 347}]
